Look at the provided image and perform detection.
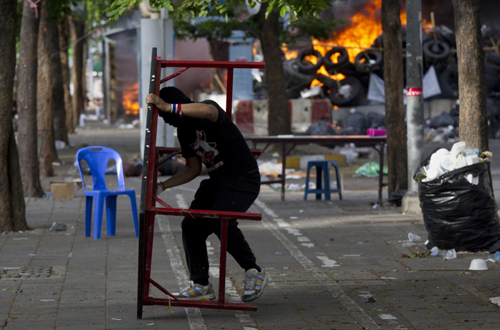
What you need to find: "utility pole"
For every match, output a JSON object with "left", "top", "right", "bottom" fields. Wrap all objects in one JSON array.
[{"left": 405, "top": 0, "right": 424, "bottom": 194}]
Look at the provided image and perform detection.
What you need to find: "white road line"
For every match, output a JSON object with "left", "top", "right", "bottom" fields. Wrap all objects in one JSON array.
[
  {"left": 253, "top": 199, "right": 380, "bottom": 330},
  {"left": 157, "top": 217, "right": 207, "bottom": 330}
]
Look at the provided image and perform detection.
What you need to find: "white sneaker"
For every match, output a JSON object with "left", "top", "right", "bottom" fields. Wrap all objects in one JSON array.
[
  {"left": 242, "top": 267, "right": 268, "bottom": 302},
  {"left": 175, "top": 282, "right": 216, "bottom": 301}
]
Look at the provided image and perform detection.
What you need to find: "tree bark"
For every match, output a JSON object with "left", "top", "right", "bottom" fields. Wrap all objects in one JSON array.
[
  {"left": 17, "top": 0, "right": 44, "bottom": 197},
  {"left": 51, "top": 22, "right": 69, "bottom": 148},
  {"left": 257, "top": 4, "right": 290, "bottom": 135},
  {"left": 382, "top": 0, "right": 407, "bottom": 195},
  {"left": 0, "top": 0, "right": 28, "bottom": 232},
  {"left": 59, "top": 16, "right": 74, "bottom": 134},
  {"left": 452, "top": 0, "right": 488, "bottom": 152},
  {"left": 37, "top": 0, "right": 54, "bottom": 177},
  {"left": 69, "top": 16, "right": 85, "bottom": 128}
]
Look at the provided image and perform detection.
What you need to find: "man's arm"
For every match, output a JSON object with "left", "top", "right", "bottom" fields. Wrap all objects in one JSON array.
[
  {"left": 146, "top": 94, "right": 218, "bottom": 122},
  {"left": 159, "top": 156, "right": 202, "bottom": 190}
]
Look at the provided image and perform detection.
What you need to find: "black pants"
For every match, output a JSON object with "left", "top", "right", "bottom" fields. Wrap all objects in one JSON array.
[{"left": 182, "top": 172, "right": 260, "bottom": 284}]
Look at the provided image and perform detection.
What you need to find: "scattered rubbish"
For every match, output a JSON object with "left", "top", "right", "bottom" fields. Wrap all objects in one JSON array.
[
  {"left": 259, "top": 162, "right": 283, "bottom": 176},
  {"left": 50, "top": 222, "right": 67, "bottom": 232},
  {"left": 147, "top": 324, "right": 155, "bottom": 326},
  {"left": 380, "top": 277, "right": 396, "bottom": 280},
  {"left": 55, "top": 140, "right": 66, "bottom": 150},
  {"left": 111, "top": 318, "right": 121, "bottom": 321},
  {"left": 354, "top": 162, "right": 387, "bottom": 177},
  {"left": 496, "top": 251, "right": 500, "bottom": 261},
  {"left": 338, "top": 148, "right": 359, "bottom": 164},
  {"left": 401, "top": 252, "right": 431, "bottom": 259},
  {"left": 379, "top": 314, "right": 397, "bottom": 320},
  {"left": 489, "top": 297, "right": 500, "bottom": 307},
  {"left": 408, "top": 233, "right": 421, "bottom": 242},
  {"left": 469, "top": 259, "right": 488, "bottom": 271},
  {"left": 361, "top": 294, "right": 376, "bottom": 303},
  {"left": 443, "top": 249, "right": 457, "bottom": 260}
]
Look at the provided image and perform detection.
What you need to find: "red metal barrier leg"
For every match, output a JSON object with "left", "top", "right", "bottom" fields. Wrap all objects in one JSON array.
[
  {"left": 137, "top": 212, "right": 146, "bottom": 319},
  {"left": 218, "top": 219, "right": 228, "bottom": 305}
]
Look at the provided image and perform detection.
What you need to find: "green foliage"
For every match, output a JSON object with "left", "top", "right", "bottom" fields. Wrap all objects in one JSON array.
[{"left": 107, "top": 0, "right": 332, "bottom": 22}]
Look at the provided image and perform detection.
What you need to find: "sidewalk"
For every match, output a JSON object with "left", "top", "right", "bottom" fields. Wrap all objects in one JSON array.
[{"left": 1, "top": 127, "right": 500, "bottom": 329}]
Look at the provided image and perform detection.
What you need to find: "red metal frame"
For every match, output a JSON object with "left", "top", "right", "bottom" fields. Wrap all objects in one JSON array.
[{"left": 137, "top": 48, "right": 265, "bottom": 319}]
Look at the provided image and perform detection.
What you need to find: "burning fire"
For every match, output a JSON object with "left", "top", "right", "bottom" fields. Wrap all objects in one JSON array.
[
  {"left": 283, "top": 1, "right": 411, "bottom": 89},
  {"left": 122, "top": 82, "right": 139, "bottom": 116}
]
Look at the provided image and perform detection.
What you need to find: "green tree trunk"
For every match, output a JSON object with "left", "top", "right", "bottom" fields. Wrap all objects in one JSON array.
[
  {"left": 17, "top": 0, "right": 44, "bottom": 197},
  {"left": 452, "top": 0, "right": 488, "bottom": 151},
  {"left": 0, "top": 0, "right": 28, "bottom": 232},
  {"left": 37, "top": 0, "right": 54, "bottom": 177},
  {"left": 257, "top": 3, "right": 290, "bottom": 135},
  {"left": 382, "top": 0, "right": 407, "bottom": 195}
]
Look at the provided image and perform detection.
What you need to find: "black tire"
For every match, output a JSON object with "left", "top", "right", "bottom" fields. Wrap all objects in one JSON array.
[
  {"left": 438, "top": 63, "right": 459, "bottom": 98},
  {"left": 323, "top": 47, "right": 349, "bottom": 72},
  {"left": 486, "top": 52, "right": 500, "bottom": 67},
  {"left": 354, "top": 50, "right": 382, "bottom": 73},
  {"left": 423, "top": 39, "right": 450, "bottom": 62},
  {"left": 283, "top": 59, "right": 315, "bottom": 97},
  {"left": 295, "top": 48, "right": 323, "bottom": 74},
  {"left": 322, "top": 76, "right": 363, "bottom": 107},
  {"left": 485, "top": 64, "right": 500, "bottom": 93}
]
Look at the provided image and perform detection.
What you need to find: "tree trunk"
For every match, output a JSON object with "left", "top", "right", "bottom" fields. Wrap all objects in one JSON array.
[
  {"left": 17, "top": 0, "right": 44, "bottom": 197},
  {"left": 382, "top": 0, "right": 407, "bottom": 195},
  {"left": 59, "top": 16, "right": 74, "bottom": 134},
  {"left": 37, "top": 0, "right": 54, "bottom": 177},
  {"left": 0, "top": 0, "right": 28, "bottom": 232},
  {"left": 69, "top": 16, "right": 85, "bottom": 128},
  {"left": 51, "top": 22, "right": 69, "bottom": 148},
  {"left": 257, "top": 4, "right": 290, "bottom": 135},
  {"left": 452, "top": 0, "right": 488, "bottom": 151}
]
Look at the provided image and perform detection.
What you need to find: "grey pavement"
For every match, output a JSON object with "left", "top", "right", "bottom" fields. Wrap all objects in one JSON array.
[{"left": 2, "top": 125, "right": 500, "bottom": 329}]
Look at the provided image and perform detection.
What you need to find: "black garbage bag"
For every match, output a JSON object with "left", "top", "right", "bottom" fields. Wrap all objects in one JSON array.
[
  {"left": 429, "top": 112, "right": 455, "bottom": 128},
  {"left": 415, "top": 160, "right": 500, "bottom": 251}
]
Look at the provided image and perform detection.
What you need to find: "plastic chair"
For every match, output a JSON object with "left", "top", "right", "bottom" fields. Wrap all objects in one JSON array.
[
  {"left": 76, "top": 146, "right": 139, "bottom": 239},
  {"left": 304, "top": 160, "right": 342, "bottom": 201}
]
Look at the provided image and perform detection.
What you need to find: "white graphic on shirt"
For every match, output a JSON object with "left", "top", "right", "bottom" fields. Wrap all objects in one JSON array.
[{"left": 191, "top": 130, "right": 220, "bottom": 165}]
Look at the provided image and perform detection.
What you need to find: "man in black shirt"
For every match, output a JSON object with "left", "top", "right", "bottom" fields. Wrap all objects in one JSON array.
[{"left": 146, "top": 87, "right": 267, "bottom": 302}]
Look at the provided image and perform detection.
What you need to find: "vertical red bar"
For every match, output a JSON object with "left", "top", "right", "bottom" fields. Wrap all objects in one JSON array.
[
  {"left": 143, "top": 60, "right": 163, "bottom": 299},
  {"left": 218, "top": 219, "right": 228, "bottom": 305},
  {"left": 226, "top": 69, "right": 234, "bottom": 119}
]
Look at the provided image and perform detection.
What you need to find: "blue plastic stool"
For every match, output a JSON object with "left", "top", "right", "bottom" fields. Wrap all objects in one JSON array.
[
  {"left": 76, "top": 146, "right": 139, "bottom": 239},
  {"left": 304, "top": 160, "right": 342, "bottom": 201}
]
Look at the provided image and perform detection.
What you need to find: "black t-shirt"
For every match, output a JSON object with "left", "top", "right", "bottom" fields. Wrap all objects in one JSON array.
[{"left": 177, "top": 100, "right": 259, "bottom": 178}]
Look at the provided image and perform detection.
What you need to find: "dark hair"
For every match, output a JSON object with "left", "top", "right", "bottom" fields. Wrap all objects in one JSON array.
[
  {"left": 159, "top": 86, "right": 192, "bottom": 104},
  {"left": 158, "top": 87, "right": 192, "bottom": 127}
]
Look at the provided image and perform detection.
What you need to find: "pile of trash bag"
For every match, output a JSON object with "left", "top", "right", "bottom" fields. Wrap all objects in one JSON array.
[{"left": 414, "top": 141, "right": 500, "bottom": 251}]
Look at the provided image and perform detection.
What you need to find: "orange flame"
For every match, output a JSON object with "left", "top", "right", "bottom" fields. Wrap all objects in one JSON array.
[
  {"left": 122, "top": 82, "right": 139, "bottom": 116},
  {"left": 282, "top": 1, "right": 410, "bottom": 90}
]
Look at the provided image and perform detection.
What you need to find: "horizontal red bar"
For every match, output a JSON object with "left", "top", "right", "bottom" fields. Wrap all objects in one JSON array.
[
  {"left": 152, "top": 207, "right": 262, "bottom": 221},
  {"left": 160, "top": 60, "right": 265, "bottom": 70},
  {"left": 143, "top": 297, "right": 258, "bottom": 311}
]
